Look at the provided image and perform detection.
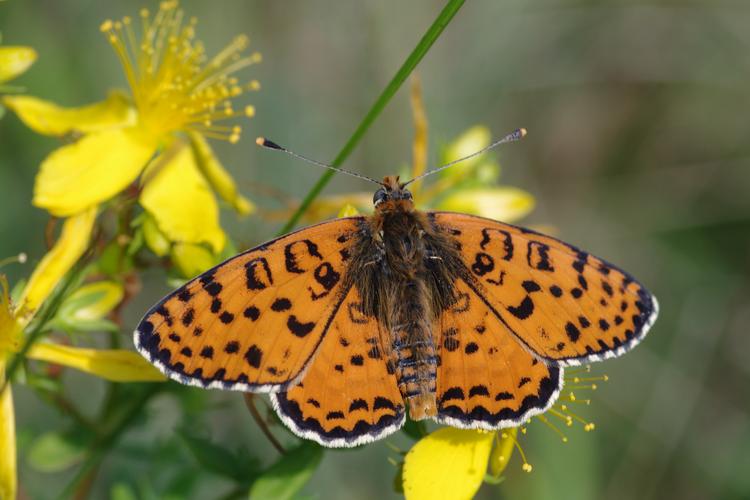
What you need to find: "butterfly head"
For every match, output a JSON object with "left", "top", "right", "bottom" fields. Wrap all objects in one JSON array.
[{"left": 373, "top": 175, "right": 414, "bottom": 210}]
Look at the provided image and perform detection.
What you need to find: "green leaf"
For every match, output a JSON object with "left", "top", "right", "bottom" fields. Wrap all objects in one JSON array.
[
  {"left": 26, "top": 431, "right": 88, "bottom": 472},
  {"left": 162, "top": 467, "right": 201, "bottom": 498},
  {"left": 52, "top": 280, "right": 124, "bottom": 333},
  {"left": 49, "top": 316, "right": 120, "bottom": 333},
  {"left": 96, "top": 240, "right": 134, "bottom": 276},
  {"left": 111, "top": 483, "right": 139, "bottom": 500},
  {"left": 126, "top": 225, "right": 145, "bottom": 256},
  {"left": 141, "top": 211, "right": 171, "bottom": 257},
  {"left": 10, "top": 278, "right": 26, "bottom": 303},
  {"left": 180, "top": 431, "right": 258, "bottom": 483},
  {"left": 483, "top": 473, "right": 506, "bottom": 485},
  {"left": 278, "top": 0, "right": 466, "bottom": 235},
  {"left": 248, "top": 442, "right": 323, "bottom": 500}
]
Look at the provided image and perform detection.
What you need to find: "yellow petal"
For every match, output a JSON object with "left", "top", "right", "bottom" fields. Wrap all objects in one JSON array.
[
  {"left": 189, "top": 132, "right": 255, "bottom": 215},
  {"left": 0, "top": 369, "right": 16, "bottom": 500},
  {"left": 437, "top": 187, "right": 535, "bottom": 223},
  {"left": 403, "top": 428, "right": 494, "bottom": 500},
  {"left": 337, "top": 203, "right": 360, "bottom": 218},
  {"left": 170, "top": 243, "right": 216, "bottom": 278},
  {"left": 33, "top": 128, "right": 156, "bottom": 216},
  {"left": 0, "top": 46, "right": 37, "bottom": 83},
  {"left": 2, "top": 91, "right": 135, "bottom": 136},
  {"left": 141, "top": 212, "right": 171, "bottom": 257},
  {"left": 140, "top": 143, "right": 226, "bottom": 253},
  {"left": 442, "top": 125, "right": 491, "bottom": 174},
  {"left": 0, "top": 277, "right": 21, "bottom": 355},
  {"left": 15, "top": 208, "right": 97, "bottom": 320},
  {"left": 26, "top": 343, "right": 166, "bottom": 382},
  {"left": 489, "top": 428, "right": 517, "bottom": 477}
]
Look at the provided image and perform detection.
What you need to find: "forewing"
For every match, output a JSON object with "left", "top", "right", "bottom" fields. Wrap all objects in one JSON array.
[
  {"left": 134, "top": 217, "right": 364, "bottom": 391},
  {"left": 435, "top": 280, "right": 562, "bottom": 429},
  {"left": 431, "top": 212, "right": 658, "bottom": 367},
  {"left": 271, "top": 287, "right": 406, "bottom": 447}
]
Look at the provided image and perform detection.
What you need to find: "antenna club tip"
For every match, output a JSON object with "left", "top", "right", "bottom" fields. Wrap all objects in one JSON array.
[
  {"left": 256, "top": 137, "right": 283, "bottom": 150},
  {"left": 519, "top": 128, "right": 528, "bottom": 138}
]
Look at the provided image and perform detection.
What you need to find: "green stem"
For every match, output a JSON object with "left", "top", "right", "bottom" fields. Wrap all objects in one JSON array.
[
  {"left": 60, "top": 384, "right": 162, "bottom": 499},
  {"left": 277, "top": 0, "right": 466, "bottom": 235},
  {"left": 0, "top": 256, "right": 89, "bottom": 395}
]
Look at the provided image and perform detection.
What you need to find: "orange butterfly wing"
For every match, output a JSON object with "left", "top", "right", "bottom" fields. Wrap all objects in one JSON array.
[
  {"left": 271, "top": 287, "right": 405, "bottom": 447},
  {"left": 431, "top": 212, "right": 658, "bottom": 366},
  {"left": 134, "top": 217, "right": 364, "bottom": 392},
  {"left": 434, "top": 280, "right": 562, "bottom": 428}
]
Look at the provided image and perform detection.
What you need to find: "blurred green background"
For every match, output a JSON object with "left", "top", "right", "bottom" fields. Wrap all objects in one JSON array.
[{"left": 2, "top": 1, "right": 749, "bottom": 499}]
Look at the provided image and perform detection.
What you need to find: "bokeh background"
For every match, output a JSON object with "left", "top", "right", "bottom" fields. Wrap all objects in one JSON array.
[{"left": 2, "top": 1, "right": 750, "bottom": 499}]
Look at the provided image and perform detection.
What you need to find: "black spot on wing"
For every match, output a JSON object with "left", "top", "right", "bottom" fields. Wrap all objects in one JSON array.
[
  {"left": 284, "top": 239, "right": 323, "bottom": 274},
  {"left": 373, "top": 397, "right": 397, "bottom": 411},
  {"left": 471, "top": 252, "right": 494, "bottom": 276},
  {"left": 469, "top": 385, "right": 490, "bottom": 398},
  {"left": 271, "top": 298, "right": 292, "bottom": 312},
  {"left": 527, "top": 241, "right": 554, "bottom": 271},
  {"left": 349, "top": 399, "right": 369, "bottom": 412},
  {"left": 245, "top": 257, "right": 273, "bottom": 290},
  {"left": 507, "top": 296, "right": 534, "bottom": 319},
  {"left": 245, "top": 345, "right": 263, "bottom": 369},
  {"left": 287, "top": 316, "right": 315, "bottom": 337},
  {"left": 244, "top": 306, "right": 260, "bottom": 321},
  {"left": 440, "top": 387, "right": 465, "bottom": 403},
  {"left": 565, "top": 322, "right": 581, "bottom": 342},
  {"left": 479, "top": 227, "right": 513, "bottom": 260}
]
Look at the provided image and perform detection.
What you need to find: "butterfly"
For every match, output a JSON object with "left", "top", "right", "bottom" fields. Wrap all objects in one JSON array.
[{"left": 134, "top": 129, "right": 658, "bottom": 447}]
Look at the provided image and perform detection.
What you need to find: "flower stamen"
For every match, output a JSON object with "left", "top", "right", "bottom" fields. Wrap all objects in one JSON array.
[
  {"left": 100, "top": 0, "right": 258, "bottom": 143},
  {"left": 0, "top": 254, "right": 27, "bottom": 269},
  {"left": 502, "top": 430, "right": 532, "bottom": 472},
  {"left": 535, "top": 414, "right": 569, "bottom": 443}
]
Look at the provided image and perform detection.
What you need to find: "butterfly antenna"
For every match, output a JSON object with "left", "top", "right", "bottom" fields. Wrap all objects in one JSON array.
[
  {"left": 256, "top": 137, "right": 384, "bottom": 186},
  {"left": 402, "top": 128, "right": 527, "bottom": 187}
]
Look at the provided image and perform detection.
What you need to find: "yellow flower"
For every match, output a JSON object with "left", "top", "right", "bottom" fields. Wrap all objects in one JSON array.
[
  {"left": 441, "top": 125, "right": 492, "bottom": 177},
  {"left": 401, "top": 427, "right": 530, "bottom": 499},
  {"left": 0, "top": 45, "right": 36, "bottom": 85},
  {"left": 0, "top": 365, "right": 15, "bottom": 500},
  {"left": 436, "top": 186, "right": 535, "bottom": 223},
  {"left": 4, "top": 0, "right": 259, "bottom": 256},
  {"left": 3, "top": 91, "right": 134, "bottom": 135},
  {"left": 140, "top": 140, "right": 226, "bottom": 253},
  {"left": 0, "top": 214, "right": 165, "bottom": 498},
  {"left": 402, "top": 428, "right": 495, "bottom": 500},
  {"left": 170, "top": 242, "right": 217, "bottom": 278},
  {"left": 26, "top": 344, "right": 165, "bottom": 383},
  {"left": 337, "top": 203, "right": 361, "bottom": 218},
  {"left": 401, "top": 369, "right": 607, "bottom": 497}
]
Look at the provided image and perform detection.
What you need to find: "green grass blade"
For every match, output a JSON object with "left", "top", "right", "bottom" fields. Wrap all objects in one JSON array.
[{"left": 278, "top": 0, "right": 466, "bottom": 235}]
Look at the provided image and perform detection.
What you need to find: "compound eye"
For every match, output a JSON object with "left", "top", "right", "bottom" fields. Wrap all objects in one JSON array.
[
  {"left": 373, "top": 188, "right": 387, "bottom": 206},
  {"left": 403, "top": 190, "right": 413, "bottom": 200}
]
